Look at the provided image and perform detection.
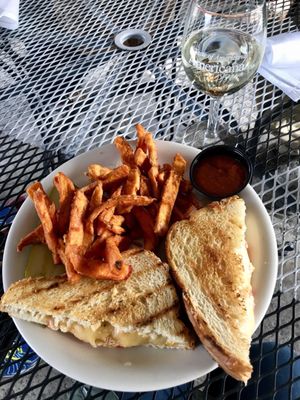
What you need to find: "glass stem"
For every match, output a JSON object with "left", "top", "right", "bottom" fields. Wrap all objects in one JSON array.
[{"left": 206, "top": 96, "right": 222, "bottom": 140}]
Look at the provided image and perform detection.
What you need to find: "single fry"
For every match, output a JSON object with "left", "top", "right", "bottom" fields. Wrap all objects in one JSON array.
[
  {"left": 102, "top": 165, "right": 130, "bottom": 189},
  {"left": 28, "top": 183, "right": 60, "bottom": 264},
  {"left": 172, "top": 153, "right": 186, "bottom": 176},
  {"left": 88, "top": 182, "right": 103, "bottom": 213},
  {"left": 27, "top": 181, "right": 43, "bottom": 200},
  {"left": 154, "top": 170, "right": 179, "bottom": 236},
  {"left": 154, "top": 154, "right": 186, "bottom": 237},
  {"left": 122, "top": 168, "right": 140, "bottom": 195},
  {"left": 119, "top": 167, "right": 140, "bottom": 213},
  {"left": 145, "top": 133, "right": 158, "bottom": 171},
  {"left": 86, "top": 164, "right": 111, "bottom": 181},
  {"left": 53, "top": 172, "right": 76, "bottom": 236},
  {"left": 133, "top": 207, "right": 156, "bottom": 251},
  {"left": 57, "top": 240, "right": 80, "bottom": 283},
  {"left": 144, "top": 132, "right": 159, "bottom": 197},
  {"left": 148, "top": 166, "right": 159, "bottom": 198},
  {"left": 134, "top": 148, "right": 151, "bottom": 173},
  {"left": 114, "top": 137, "right": 135, "bottom": 167},
  {"left": 65, "top": 190, "right": 89, "bottom": 252},
  {"left": 105, "top": 236, "right": 126, "bottom": 272},
  {"left": 134, "top": 147, "right": 147, "bottom": 166},
  {"left": 17, "top": 224, "right": 45, "bottom": 252},
  {"left": 135, "top": 124, "right": 148, "bottom": 152}
]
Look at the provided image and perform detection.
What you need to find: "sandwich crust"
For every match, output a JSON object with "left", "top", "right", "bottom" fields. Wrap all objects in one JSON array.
[{"left": 183, "top": 293, "right": 252, "bottom": 382}]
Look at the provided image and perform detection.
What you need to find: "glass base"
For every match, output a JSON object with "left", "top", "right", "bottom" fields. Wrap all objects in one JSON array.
[{"left": 186, "top": 120, "right": 238, "bottom": 149}]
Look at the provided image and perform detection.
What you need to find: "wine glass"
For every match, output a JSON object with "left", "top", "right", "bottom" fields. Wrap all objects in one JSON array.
[{"left": 181, "top": 0, "right": 266, "bottom": 147}]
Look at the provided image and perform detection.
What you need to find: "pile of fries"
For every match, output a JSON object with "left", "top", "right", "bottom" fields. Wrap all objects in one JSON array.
[{"left": 17, "top": 124, "right": 200, "bottom": 282}]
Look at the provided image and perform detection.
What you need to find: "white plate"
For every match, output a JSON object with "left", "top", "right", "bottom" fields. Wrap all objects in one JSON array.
[{"left": 3, "top": 141, "right": 278, "bottom": 392}]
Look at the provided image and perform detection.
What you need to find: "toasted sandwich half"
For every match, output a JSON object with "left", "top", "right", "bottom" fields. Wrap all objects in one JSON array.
[
  {"left": 0, "top": 249, "right": 196, "bottom": 349},
  {"left": 166, "top": 196, "right": 254, "bottom": 382}
]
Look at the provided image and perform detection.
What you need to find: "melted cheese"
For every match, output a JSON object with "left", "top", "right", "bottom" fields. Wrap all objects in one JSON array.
[
  {"left": 66, "top": 322, "right": 170, "bottom": 347},
  {"left": 20, "top": 312, "right": 176, "bottom": 348}
]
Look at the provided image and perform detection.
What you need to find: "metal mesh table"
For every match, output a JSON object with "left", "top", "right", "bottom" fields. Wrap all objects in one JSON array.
[{"left": 0, "top": 0, "right": 299, "bottom": 398}]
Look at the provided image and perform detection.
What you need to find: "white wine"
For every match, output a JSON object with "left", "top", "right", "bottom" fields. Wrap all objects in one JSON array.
[{"left": 182, "top": 28, "right": 264, "bottom": 96}]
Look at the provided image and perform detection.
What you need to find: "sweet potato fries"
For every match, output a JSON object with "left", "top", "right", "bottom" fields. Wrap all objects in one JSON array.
[{"left": 17, "top": 124, "right": 199, "bottom": 282}]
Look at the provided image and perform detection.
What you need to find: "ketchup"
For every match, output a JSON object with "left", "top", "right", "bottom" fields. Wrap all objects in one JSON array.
[{"left": 192, "top": 154, "right": 248, "bottom": 197}]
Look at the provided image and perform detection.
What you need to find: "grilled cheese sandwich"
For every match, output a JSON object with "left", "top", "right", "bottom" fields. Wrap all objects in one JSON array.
[
  {"left": 166, "top": 196, "right": 255, "bottom": 382},
  {"left": 1, "top": 248, "right": 196, "bottom": 349}
]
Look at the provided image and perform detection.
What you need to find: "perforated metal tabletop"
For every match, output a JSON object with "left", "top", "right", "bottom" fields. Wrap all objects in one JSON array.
[{"left": 0, "top": 0, "right": 299, "bottom": 399}]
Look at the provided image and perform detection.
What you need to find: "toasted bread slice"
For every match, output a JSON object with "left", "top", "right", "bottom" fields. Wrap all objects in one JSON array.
[
  {"left": 1, "top": 249, "right": 196, "bottom": 349},
  {"left": 166, "top": 196, "right": 254, "bottom": 382}
]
